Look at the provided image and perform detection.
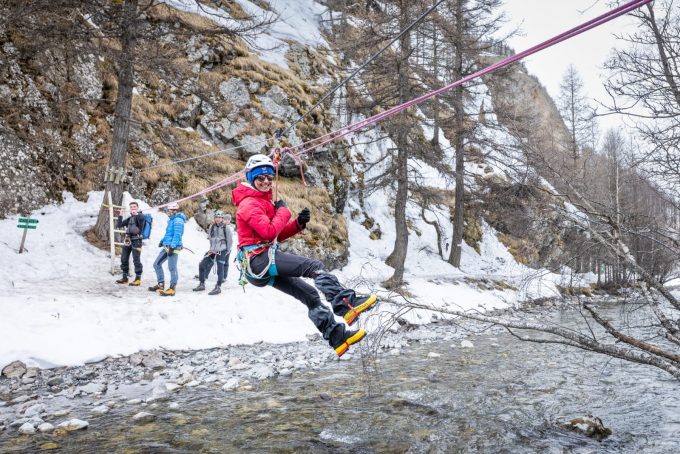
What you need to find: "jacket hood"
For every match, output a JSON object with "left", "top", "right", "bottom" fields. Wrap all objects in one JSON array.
[
  {"left": 170, "top": 212, "right": 187, "bottom": 221},
  {"left": 232, "top": 182, "right": 272, "bottom": 207}
]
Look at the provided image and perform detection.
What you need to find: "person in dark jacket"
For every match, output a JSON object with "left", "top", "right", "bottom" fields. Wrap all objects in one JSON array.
[
  {"left": 193, "top": 210, "right": 233, "bottom": 295},
  {"left": 233, "top": 154, "right": 377, "bottom": 358},
  {"left": 115, "top": 201, "right": 146, "bottom": 286},
  {"left": 149, "top": 202, "right": 186, "bottom": 296}
]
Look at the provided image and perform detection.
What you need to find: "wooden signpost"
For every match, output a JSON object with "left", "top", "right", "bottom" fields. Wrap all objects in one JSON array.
[{"left": 17, "top": 217, "right": 39, "bottom": 253}]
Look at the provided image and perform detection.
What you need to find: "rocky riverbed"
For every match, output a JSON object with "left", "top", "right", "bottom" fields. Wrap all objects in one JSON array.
[{"left": 0, "top": 295, "right": 606, "bottom": 450}]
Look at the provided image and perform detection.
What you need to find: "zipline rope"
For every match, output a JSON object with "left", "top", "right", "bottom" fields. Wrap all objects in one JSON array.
[
  {"left": 287, "top": 0, "right": 652, "bottom": 159},
  {"left": 138, "top": 0, "right": 446, "bottom": 173},
  {"left": 142, "top": 0, "right": 651, "bottom": 213}
]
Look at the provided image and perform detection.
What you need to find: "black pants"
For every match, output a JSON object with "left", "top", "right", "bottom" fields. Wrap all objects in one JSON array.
[
  {"left": 199, "top": 250, "right": 229, "bottom": 286},
  {"left": 121, "top": 239, "right": 143, "bottom": 278},
  {"left": 249, "top": 249, "right": 358, "bottom": 348}
]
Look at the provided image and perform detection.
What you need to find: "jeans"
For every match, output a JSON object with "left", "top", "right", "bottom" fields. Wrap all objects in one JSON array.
[
  {"left": 198, "top": 250, "right": 229, "bottom": 285},
  {"left": 153, "top": 248, "right": 179, "bottom": 286},
  {"left": 120, "top": 239, "right": 143, "bottom": 278},
  {"left": 249, "top": 249, "right": 358, "bottom": 348}
]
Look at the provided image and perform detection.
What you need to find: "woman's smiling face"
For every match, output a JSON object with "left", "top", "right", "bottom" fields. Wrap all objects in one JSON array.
[{"left": 254, "top": 174, "right": 274, "bottom": 192}]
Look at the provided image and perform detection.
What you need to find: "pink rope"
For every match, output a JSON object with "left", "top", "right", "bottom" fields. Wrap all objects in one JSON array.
[
  {"left": 292, "top": 0, "right": 652, "bottom": 158},
  {"left": 143, "top": 0, "right": 650, "bottom": 211}
]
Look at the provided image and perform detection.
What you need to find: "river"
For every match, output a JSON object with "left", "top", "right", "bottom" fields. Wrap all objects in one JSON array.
[{"left": 2, "top": 303, "right": 679, "bottom": 453}]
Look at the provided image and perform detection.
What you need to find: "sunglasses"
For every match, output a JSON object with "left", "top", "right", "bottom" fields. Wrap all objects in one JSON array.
[{"left": 255, "top": 175, "right": 274, "bottom": 182}]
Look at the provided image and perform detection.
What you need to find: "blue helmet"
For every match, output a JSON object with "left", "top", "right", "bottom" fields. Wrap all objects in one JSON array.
[{"left": 245, "top": 154, "right": 275, "bottom": 186}]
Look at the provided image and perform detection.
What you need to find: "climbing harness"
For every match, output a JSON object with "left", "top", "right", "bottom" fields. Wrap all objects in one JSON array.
[{"left": 236, "top": 241, "right": 279, "bottom": 290}]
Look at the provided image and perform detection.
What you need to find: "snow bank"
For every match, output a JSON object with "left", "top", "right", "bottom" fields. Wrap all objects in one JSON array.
[{"left": 0, "top": 186, "right": 587, "bottom": 370}]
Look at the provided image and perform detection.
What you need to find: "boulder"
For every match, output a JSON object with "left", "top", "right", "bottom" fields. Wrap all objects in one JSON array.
[{"left": 2, "top": 361, "right": 27, "bottom": 379}]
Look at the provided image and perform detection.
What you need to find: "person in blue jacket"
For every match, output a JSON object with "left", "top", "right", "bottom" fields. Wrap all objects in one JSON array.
[{"left": 149, "top": 202, "right": 186, "bottom": 296}]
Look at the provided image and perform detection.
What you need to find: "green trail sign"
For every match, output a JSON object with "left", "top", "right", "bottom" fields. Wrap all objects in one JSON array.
[{"left": 17, "top": 217, "right": 39, "bottom": 253}]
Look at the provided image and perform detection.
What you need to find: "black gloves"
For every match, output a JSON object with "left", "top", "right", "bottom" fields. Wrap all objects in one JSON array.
[
  {"left": 274, "top": 199, "right": 287, "bottom": 210},
  {"left": 297, "top": 208, "right": 310, "bottom": 228},
  {"left": 158, "top": 241, "right": 163, "bottom": 247}
]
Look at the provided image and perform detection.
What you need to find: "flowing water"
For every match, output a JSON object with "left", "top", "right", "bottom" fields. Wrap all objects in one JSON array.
[{"left": 2, "top": 304, "right": 680, "bottom": 453}]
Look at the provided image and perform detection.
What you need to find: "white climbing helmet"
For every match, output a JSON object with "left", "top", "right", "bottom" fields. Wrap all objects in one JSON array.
[
  {"left": 245, "top": 154, "right": 275, "bottom": 185},
  {"left": 166, "top": 202, "right": 180, "bottom": 210}
]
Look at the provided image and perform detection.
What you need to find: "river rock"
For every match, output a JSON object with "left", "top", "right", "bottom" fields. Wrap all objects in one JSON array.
[
  {"left": 0, "top": 384, "right": 10, "bottom": 396},
  {"left": 2, "top": 361, "right": 27, "bottom": 379},
  {"left": 18, "top": 422, "right": 35, "bottom": 434},
  {"left": 142, "top": 352, "right": 166, "bottom": 370},
  {"left": 168, "top": 402, "right": 180, "bottom": 410},
  {"left": 565, "top": 415, "right": 612, "bottom": 440},
  {"left": 427, "top": 352, "right": 441, "bottom": 358},
  {"left": 249, "top": 365, "right": 274, "bottom": 380},
  {"left": 52, "top": 410, "right": 70, "bottom": 417},
  {"left": 279, "top": 368, "right": 292, "bottom": 377},
  {"left": 126, "top": 398, "right": 142, "bottom": 405},
  {"left": 129, "top": 352, "right": 144, "bottom": 366},
  {"left": 46, "top": 377, "right": 63, "bottom": 387},
  {"left": 57, "top": 419, "right": 89, "bottom": 431},
  {"left": 24, "top": 367, "right": 39, "bottom": 379},
  {"left": 132, "top": 412, "right": 156, "bottom": 424},
  {"left": 460, "top": 340, "right": 474, "bottom": 348},
  {"left": 165, "top": 383, "right": 180, "bottom": 393},
  {"left": 91, "top": 405, "right": 109, "bottom": 415},
  {"left": 222, "top": 378, "right": 239, "bottom": 391},
  {"left": 227, "top": 357, "right": 242, "bottom": 367},
  {"left": 23, "top": 403, "right": 45, "bottom": 417},
  {"left": 11, "top": 395, "right": 32, "bottom": 404},
  {"left": 177, "top": 373, "right": 194, "bottom": 386},
  {"left": 78, "top": 382, "right": 106, "bottom": 395},
  {"left": 37, "top": 422, "right": 54, "bottom": 433},
  {"left": 185, "top": 380, "right": 200, "bottom": 387}
]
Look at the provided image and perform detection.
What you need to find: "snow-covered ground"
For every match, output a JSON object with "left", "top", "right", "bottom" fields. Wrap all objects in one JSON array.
[{"left": 0, "top": 187, "right": 592, "bottom": 371}]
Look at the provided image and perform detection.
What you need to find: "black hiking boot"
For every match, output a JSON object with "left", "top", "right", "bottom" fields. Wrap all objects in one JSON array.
[
  {"left": 149, "top": 282, "right": 164, "bottom": 292},
  {"left": 193, "top": 282, "right": 206, "bottom": 292},
  {"left": 341, "top": 294, "right": 378, "bottom": 325},
  {"left": 208, "top": 285, "right": 221, "bottom": 296},
  {"left": 333, "top": 327, "right": 367, "bottom": 357},
  {"left": 116, "top": 275, "right": 129, "bottom": 285}
]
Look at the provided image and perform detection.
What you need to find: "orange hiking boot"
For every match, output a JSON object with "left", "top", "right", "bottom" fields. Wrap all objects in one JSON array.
[
  {"left": 334, "top": 328, "right": 367, "bottom": 357},
  {"left": 129, "top": 277, "right": 141, "bottom": 287},
  {"left": 159, "top": 286, "right": 176, "bottom": 296},
  {"left": 342, "top": 295, "right": 378, "bottom": 325}
]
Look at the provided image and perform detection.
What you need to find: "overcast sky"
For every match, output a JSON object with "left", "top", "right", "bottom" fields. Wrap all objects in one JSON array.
[{"left": 501, "top": 0, "right": 639, "bottom": 134}]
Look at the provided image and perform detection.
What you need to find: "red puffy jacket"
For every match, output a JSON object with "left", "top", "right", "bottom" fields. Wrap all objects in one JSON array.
[{"left": 232, "top": 183, "right": 302, "bottom": 249}]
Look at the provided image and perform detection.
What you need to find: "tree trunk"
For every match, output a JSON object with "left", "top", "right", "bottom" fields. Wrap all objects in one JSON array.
[
  {"left": 93, "top": 0, "right": 138, "bottom": 241},
  {"left": 447, "top": 0, "right": 465, "bottom": 268},
  {"left": 384, "top": 9, "right": 411, "bottom": 288},
  {"left": 384, "top": 133, "right": 409, "bottom": 288}
]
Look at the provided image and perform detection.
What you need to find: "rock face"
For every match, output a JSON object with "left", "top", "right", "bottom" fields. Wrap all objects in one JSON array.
[{"left": 0, "top": 43, "right": 100, "bottom": 217}]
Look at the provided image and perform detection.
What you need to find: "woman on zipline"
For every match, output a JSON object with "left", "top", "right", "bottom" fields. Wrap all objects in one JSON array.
[{"left": 232, "top": 154, "right": 377, "bottom": 357}]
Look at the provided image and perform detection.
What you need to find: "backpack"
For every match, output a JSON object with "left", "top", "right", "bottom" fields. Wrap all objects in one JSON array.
[{"left": 142, "top": 213, "right": 153, "bottom": 240}]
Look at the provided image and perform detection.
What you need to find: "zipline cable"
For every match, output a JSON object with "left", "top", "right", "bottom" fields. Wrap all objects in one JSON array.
[
  {"left": 144, "top": 0, "right": 651, "bottom": 212},
  {"left": 289, "top": 0, "right": 653, "bottom": 158}
]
